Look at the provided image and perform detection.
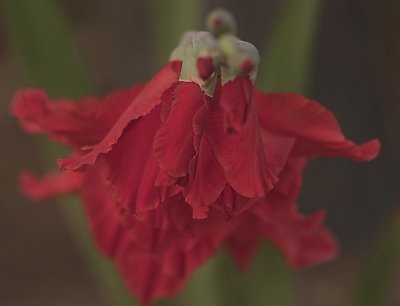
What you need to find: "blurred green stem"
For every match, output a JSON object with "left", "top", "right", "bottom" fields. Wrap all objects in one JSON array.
[
  {"left": 2, "top": 0, "right": 88, "bottom": 98},
  {"left": 344, "top": 211, "right": 400, "bottom": 306},
  {"left": 149, "top": 0, "right": 202, "bottom": 68},
  {"left": 2, "top": 0, "right": 135, "bottom": 305},
  {"left": 259, "top": 0, "right": 322, "bottom": 93}
]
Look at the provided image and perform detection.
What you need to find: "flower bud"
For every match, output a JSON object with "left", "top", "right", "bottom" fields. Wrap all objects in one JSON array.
[{"left": 206, "top": 8, "right": 237, "bottom": 37}]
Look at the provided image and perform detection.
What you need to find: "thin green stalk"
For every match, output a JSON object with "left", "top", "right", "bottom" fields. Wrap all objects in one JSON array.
[
  {"left": 149, "top": 0, "right": 202, "bottom": 68},
  {"left": 2, "top": 0, "right": 135, "bottom": 305}
]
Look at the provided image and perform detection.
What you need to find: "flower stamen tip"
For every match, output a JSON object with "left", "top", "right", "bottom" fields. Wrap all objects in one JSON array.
[
  {"left": 240, "top": 59, "right": 255, "bottom": 74},
  {"left": 197, "top": 57, "right": 215, "bottom": 80},
  {"left": 206, "top": 8, "right": 237, "bottom": 37}
]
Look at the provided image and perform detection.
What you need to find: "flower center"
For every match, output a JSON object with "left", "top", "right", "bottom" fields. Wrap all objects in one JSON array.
[{"left": 169, "top": 8, "right": 260, "bottom": 96}]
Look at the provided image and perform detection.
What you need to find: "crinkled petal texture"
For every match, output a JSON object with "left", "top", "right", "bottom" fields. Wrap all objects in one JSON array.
[
  {"left": 153, "top": 82, "right": 203, "bottom": 179},
  {"left": 13, "top": 65, "right": 381, "bottom": 306},
  {"left": 12, "top": 86, "right": 144, "bottom": 149},
  {"left": 206, "top": 77, "right": 279, "bottom": 199},
  {"left": 255, "top": 89, "right": 380, "bottom": 161},
  {"left": 251, "top": 158, "right": 338, "bottom": 268},
  {"left": 224, "top": 158, "right": 337, "bottom": 270},
  {"left": 82, "top": 167, "right": 240, "bottom": 306},
  {"left": 58, "top": 62, "right": 182, "bottom": 170},
  {"left": 97, "top": 104, "right": 180, "bottom": 215},
  {"left": 152, "top": 82, "right": 227, "bottom": 217}
]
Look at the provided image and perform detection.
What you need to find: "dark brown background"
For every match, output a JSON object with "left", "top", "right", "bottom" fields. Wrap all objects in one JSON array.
[{"left": 1, "top": 0, "right": 399, "bottom": 305}]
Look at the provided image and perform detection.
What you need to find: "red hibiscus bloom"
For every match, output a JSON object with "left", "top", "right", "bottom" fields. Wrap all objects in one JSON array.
[{"left": 12, "top": 9, "right": 380, "bottom": 306}]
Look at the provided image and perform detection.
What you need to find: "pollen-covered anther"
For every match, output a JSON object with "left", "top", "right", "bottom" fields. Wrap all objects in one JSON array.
[
  {"left": 206, "top": 8, "right": 237, "bottom": 37},
  {"left": 197, "top": 57, "right": 215, "bottom": 80}
]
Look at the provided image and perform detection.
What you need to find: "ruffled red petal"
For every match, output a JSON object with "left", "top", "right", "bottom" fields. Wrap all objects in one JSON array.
[
  {"left": 153, "top": 82, "right": 204, "bottom": 178},
  {"left": 219, "top": 77, "right": 251, "bottom": 133},
  {"left": 80, "top": 160, "right": 240, "bottom": 306},
  {"left": 260, "top": 128, "right": 296, "bottom": 177},
  {"left": 98, "top": 105, "right": 178, "bottom": 215},
  {"left": 12, "top": 86, "right": 143, "bottom": 149},
  {"left": 19, "top": 171, "right": 83, "bottom": 200},
  {"left": 224, "top": 215, "right": 262, "bottom": 270},
  {"left": 184, "top": 134, "right": 226, "bottom": 218},
  {"left": 81, "top": 168, "right": 233, "bottom": 305},
  {"left": 257, "top": 205, "right": 338, "bottom": 269},
  {"left": 117, "top": 208, "right": 241, "bottom": 306},
  {"left": 213, "top": 185, "right": 259, "bottom": 217},
  {"left": 255, "top": 90, "right": 380, "bottom": 161},
  {"left": 81, "top": 168, "right": 131, "bottom": 259},
  {"left": 81, "top": 168, "right": 184, "bottom": 305},
  {"left": 206, "top": 79, "right": 277, "bottom": 198},
  {"left": 11, "top": 90, "right": 48, "bottom": 133},
  {"left": 250, "top": 157, "right": 338, "bottom": 268},
  {"left": 125, "top": 193, "right": 233, "bottom": 253},
  {"left": 58, "top": 62, "right": 181, "bottom": 171},
  {"left": 273, "top": 157, "right": 307, "bottom": 201},
  {"left": 117, "top": 236, "right": 218, "bottom": 306}
]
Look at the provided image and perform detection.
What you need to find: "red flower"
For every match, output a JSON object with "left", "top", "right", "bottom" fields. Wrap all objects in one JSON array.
[{"left": 12, "top": 10, "right": 380, "bottom": 306}]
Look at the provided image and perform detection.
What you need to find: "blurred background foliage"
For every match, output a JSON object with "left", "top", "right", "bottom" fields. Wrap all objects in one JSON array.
[{"left": 0, "top": 0, "right": 399, "bottom": 305}]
